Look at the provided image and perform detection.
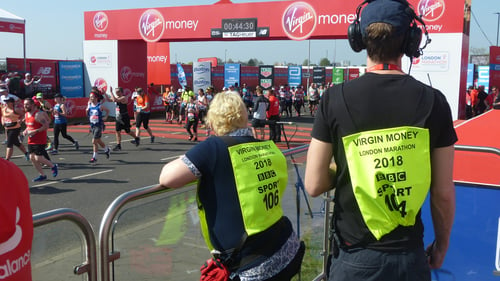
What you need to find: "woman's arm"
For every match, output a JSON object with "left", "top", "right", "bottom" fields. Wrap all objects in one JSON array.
[{"left": 159, "top": 157, "right": 197, "bottom": 188}]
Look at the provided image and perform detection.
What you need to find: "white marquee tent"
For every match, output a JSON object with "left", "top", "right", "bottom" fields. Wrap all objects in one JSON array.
[{"left": 0, "top": 8, "right": 26, "bottom": 71}]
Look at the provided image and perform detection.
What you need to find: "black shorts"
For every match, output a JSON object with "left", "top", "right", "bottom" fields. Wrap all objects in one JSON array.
[
  {"left": 6, "top": 128, "right": 21, "bottom": 148},
  {"left": 116, "top": 114, "right": 131, "bottom": 133},
  {"left": 309, "top": 99, "right": 319, "bottom": 106},
  {"left": 28, "top": 144, "right": 47, "bottom": 156},
  {"left": 136, "top": 112, "right": 151, "bottom": 129},
  {"left": 251, "top": 118, "right": 267, "bottom": 128}
]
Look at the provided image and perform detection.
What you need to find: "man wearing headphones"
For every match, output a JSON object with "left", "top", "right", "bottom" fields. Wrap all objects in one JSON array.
[{"left": 304, "top": 0, "right": 457, "bottom": 280}]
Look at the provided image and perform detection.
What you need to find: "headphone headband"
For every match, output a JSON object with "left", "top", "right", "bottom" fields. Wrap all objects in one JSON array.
[{"left": 347, "top": 0, "right": 431, "bottom": 58}]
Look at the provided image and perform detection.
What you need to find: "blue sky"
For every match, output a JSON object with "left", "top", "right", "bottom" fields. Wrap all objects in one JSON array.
[{"left": 1, "top": 0, "right": 498, "bottom": 66}]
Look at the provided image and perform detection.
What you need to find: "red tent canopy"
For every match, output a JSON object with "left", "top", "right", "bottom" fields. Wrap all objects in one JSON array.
[
  {"left": 0, "top": 9, "right": 25, "bottom": 34},
  {"left": 0, "top": 9, "right": 26, "bottom": 72}
]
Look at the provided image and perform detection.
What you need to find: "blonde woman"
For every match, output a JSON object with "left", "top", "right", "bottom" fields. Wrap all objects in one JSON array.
[{"left": 159, "top": 91, "right": 304, "bottom": 281}]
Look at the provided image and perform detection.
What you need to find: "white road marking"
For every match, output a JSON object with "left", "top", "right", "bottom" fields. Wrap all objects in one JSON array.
[
  {"left": 161, "top": 155, "right": 183, "bottom": 161},
  {"left": 31, "top": 170, "right": 113, "bottom": 187}
]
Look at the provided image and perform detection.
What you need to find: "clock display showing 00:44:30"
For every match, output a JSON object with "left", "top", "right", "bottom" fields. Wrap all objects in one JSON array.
[{"left": 221, "top": 18, "right": 257, "bottom": 32}]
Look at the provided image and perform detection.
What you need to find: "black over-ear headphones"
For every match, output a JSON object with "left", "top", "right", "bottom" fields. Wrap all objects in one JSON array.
[{"left": 347, "top": 0, "right": 431, "bottom": 58}]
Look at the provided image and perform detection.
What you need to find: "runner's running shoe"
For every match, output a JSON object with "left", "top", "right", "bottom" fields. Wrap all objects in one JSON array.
[
  {"left": 89, "top": 158, "right": 97, "bottom": 163},
  {"left": 33, "top": 175, "right": 47, "bottom": 182},
  {"left": 113, "top": 144, "right": 121, "bottom": 151},
  {"left": 105, "top": 148, "right": 110, "bottom": 159},
  {"left": 51, "top": 164, "right": 58, "bottom": 177},
  {"left": 150, "top": 136, "right": 155, "bottom": 143},
  {"left": 74, "top": 141, "right": 79, "bottom": 150}
]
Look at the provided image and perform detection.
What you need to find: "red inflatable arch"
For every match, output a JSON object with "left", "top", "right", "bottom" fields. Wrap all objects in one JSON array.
[{"left": 83, "top": 0, "right": 470, "bottom": 119}]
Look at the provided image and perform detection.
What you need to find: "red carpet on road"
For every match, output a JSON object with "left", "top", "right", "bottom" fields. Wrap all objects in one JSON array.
[
  {"left": 65, "top": 119, "right": 313, "bottom": 150},
  {"left": 453, "top": 110, "right": 500, "bottom": 187}
]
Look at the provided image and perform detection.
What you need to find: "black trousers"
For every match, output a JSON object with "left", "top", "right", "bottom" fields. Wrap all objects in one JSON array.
[{"left": 268, "top": 115, "right": 281, "bottom": 142}]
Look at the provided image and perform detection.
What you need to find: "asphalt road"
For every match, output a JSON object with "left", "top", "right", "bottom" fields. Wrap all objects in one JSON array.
[{"left": 8, "top": 114, "right": 315, "bottom": 229}]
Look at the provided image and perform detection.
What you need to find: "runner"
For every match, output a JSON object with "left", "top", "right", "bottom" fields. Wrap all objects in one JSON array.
[
  {"left": 23, "top": 98, "right": 58, "bottom": 182},
  {"left": 34, "top": 92, "right": 54, "bottom": 151},
  {"left": 1, "top": 97, "right": 29, "bottom": 161},
  {"left": 293, "top": 85, "right": 305, "bottom": 117},
  {"left": 108, "top": 86, "right": 140, "bottom": 151},
  {"left": 86, "top": 91, "right": 110, "bottom": 163},
  {"left": 51, "top": 94, "right": 79, "bottom": 154},
  {"left": 134, "top": 88, "right": 155, "bottom": 143},
  {"left": 185, "top": 95, "right": 199, "bottom": 141},
  {"left": 162, "top": 87, "right": 173, "bottom": 123}
]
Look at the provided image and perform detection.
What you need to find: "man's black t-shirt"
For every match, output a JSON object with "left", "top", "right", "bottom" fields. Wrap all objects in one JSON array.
[{"left": 312, "top": 73, "right": 457, "bottom": 251}]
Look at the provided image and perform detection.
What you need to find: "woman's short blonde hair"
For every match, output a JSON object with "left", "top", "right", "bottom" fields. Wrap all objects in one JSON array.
[{"left": 206, "top": 91, "right": 248, "bottom": 136}]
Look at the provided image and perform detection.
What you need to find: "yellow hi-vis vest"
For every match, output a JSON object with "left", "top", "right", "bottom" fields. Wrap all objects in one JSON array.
[
  {"left": 197, "top": 139, "right": 288, "bottom": 250},
  {"left": 342, "top": 126, "right": 431, "bottom": 240}
]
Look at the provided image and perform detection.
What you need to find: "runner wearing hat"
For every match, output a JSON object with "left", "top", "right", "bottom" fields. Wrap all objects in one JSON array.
[{"left": 35, "top": 92, "right": 54, "bottom": 151}]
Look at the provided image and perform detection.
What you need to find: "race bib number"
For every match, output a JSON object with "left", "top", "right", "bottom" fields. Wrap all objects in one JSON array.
[
  {"left": 342, "top": 126, "right": 431, "bottom": 239},
  {"left": 227, "top": 141, "right": 287, "bottom": 235}
]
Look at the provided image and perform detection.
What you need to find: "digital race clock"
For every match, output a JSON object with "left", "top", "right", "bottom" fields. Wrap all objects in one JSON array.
[
  {"left": 211, "top": 18, "right": 268, "bottom": 39},
  {"left": 221, "top": 18, "right": 257, "bottom": 32}
]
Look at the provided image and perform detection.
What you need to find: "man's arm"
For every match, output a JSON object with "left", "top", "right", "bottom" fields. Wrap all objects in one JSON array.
[
  {"left": 30, "top": 111, "right": 49, "bottom": 136},
  {"left": 305, "top": 137, "right": 335, "bottom": 197},
  {"left": 427, "top": 145, "right": 455, "bottom": 269},
  {"left": 101, "top": 105, "right": 110, "bottom": 120}
]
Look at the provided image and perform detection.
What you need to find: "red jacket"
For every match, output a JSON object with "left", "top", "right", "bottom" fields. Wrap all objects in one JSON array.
[{"left": 267, "top": 94, "right": 280, "bottom": 117}]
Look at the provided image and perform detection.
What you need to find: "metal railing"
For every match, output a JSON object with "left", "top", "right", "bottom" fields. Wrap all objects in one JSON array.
[
  {"left": 33, "top": 208, "right": 98, "bottom": 281},
  {"left": 454, "top": 144, "right": 500, "bottom": 156},
  {"left": 30, "top": 143, "right": 500, "bottom": 280},
  {"left": 98, "top": 184, "right": 195, "bottom": 281}
]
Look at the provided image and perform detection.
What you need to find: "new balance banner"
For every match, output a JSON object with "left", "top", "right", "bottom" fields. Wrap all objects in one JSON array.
[
  {"left": 224, "top": 63, "right": 240, "bottom": 89},
  {"left": 193, "top": 61, "right": 211, "bottom": 92},
  {"left": 30, "top": 61, "right": 58, "bottom": 93},
  {"left": 59, "top": 61, "right": 84, "bottom": 98},
  {"left": 288, "top": 66, "right": 302, "bottom": 88}
]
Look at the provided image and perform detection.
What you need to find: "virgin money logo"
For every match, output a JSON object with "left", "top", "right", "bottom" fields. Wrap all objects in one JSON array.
[
  {"left": 121, "top": 66, "right": 133, "bottom": 83},
  {"left": 282, "top": 2, "right": 317, "bottom": 41},
  {"left": 123, "top": 88, "right": 133, "bottom": 105},
  {"left": 94, "top": 78, "right": 108, "bottom": 94},
  {"left": 90, "top": 56, "right": 97, "bottom": 64},
  {"left": 93, "top": 12, "right": 109, "bottom": 32},
  {"left": 65, "top": 99, "right": 75, "bottom": 117},
  {"left": 139, "top": 9, "right": 165, "bottom": 42},
  {"left": 120, "top": 66, "right": 145, "bottom": 83},
  {"left": 418, "top": 0, "right": 445, "bottom": 22}
]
